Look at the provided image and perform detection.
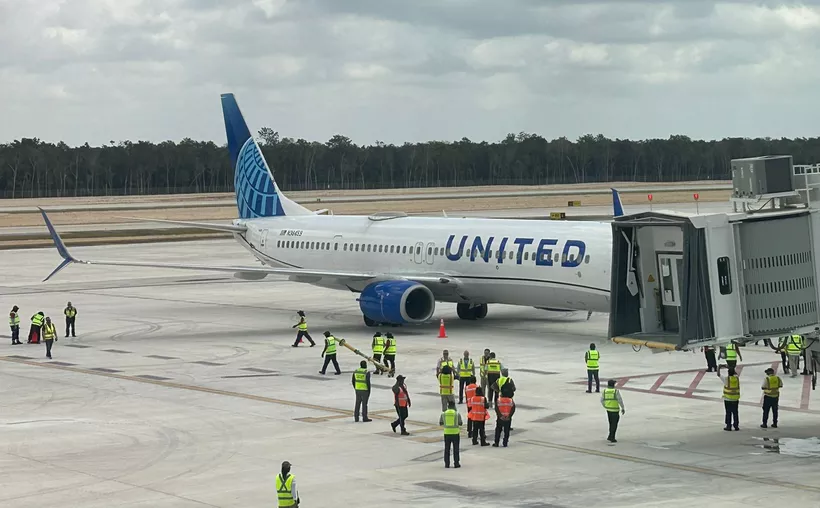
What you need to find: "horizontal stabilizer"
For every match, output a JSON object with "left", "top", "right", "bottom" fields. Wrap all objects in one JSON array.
[{"left": 115, "top": 217, "right": 247, "bottom": 233}]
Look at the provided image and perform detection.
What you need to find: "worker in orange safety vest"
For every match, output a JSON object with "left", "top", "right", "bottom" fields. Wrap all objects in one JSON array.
[
  {"left": 468, "top": 386, "right": 490, "bottom": 446},
  {"left": 493, "top": 396, "right": 516, "bottom": 447},
  {"left": 464, "top": 376, "right": 478, "bottom": 439}
]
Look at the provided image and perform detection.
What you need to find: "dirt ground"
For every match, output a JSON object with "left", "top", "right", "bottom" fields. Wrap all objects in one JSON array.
[{"left": 0, "top": 181, "right": 729, "bottom": 228}]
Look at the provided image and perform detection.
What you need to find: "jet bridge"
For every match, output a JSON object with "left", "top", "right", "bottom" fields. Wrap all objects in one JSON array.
[{"left": 608, "top": 155, "right": 820, "bottom": 377}]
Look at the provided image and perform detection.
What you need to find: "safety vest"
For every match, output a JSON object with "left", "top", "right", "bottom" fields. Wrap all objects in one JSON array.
[
  {"left": 385, "top": 337, "right": 396, "bottom": 355},
  {"left": 603, "top": 388, "right": 620, "bottom": 412},
  {"left": 480, "top": 356, "right": 490, "bottom": 376},
  {"left": 439, "top": 373, "right": 453, "bottom": 395},
  {"left": 586, "top": 350, "right": 599, "bottom": 370},
  {"left": 763, "top": 375, "right": 782, "bottom": 398},
  {"left": 372, "top": 336, "right": 385, "bottom": 354},
  {"left": 725, "top": 344, "right": 738, "bottom": 361},
  {"left": 787, "top": 335, "right": 802, "bottom": 355},
  {"left": 440, "top": 358, "right": 454, "bottom": 373},
  {"left": 497, "top": 376, "right": 508, "bottom": 392},
  {"left": 723, "top": 375, "right": 740, "bottom": 401},
  {"left": 42, "top": 323, "right": 57, "bottom": 340},
  {"left": 442, "top": 409, "right": 460, "bottom": 435},
  {"left": 458, "top": 358, "right": 473, "bottom": 378},
  {"left": 396, "top": 387, "right": 409, "bottom": 407},
  {"left": 65, "top": 307, "right": 76, "bottom": 318},
  {"left": 275, "top": 473, "right": 295, "bottom": 507},
  {"left": 486, "top": 359, "right": 501, "bottom": 374},
  {"left": 31, "top": 314, "right": 43, "bottom": 327},
  {"left": 325, "top": 336, "right": 337, "bottom": 355},
  {"left": 354, "top": 368, "right": 368, "bottom": 391},
  {"left": 468, "top": 395, "right": 489, "bottom": 421},
  {"left": 465, "top": 384, "right": 477, "bottom": 403},
  {"left": 9, "top": 312, "right": 19, "bottom": 327},
  {"left": 497, "top": 397, "right": 514, "bottom": 419}
]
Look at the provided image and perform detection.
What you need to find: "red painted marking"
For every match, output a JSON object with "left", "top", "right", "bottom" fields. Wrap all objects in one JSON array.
[
  {"left": 650, "top": 374, "right": 669, "bottom": 392},
  {"left": 801, "top": 374, "right": 812, "bottom": 410},
  {"left": 616, "top": 377, "right": 630, "bottom": 387},
  {"left": 569, "top": 362, "right": 773, "bottom": 386},
  {"left": 616, "top": 385, "right": 820, "bottom": 415},
  {"left": 685, "top": 370, "right": 707, "bottom": 397}
]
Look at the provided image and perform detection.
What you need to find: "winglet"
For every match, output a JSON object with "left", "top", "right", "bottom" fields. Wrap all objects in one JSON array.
[
  {"left": 611, "top": 188, "right": 624, "bottom": 217},
  {"left": 39, "top": 208, "right": 78, "bottom": 281}
]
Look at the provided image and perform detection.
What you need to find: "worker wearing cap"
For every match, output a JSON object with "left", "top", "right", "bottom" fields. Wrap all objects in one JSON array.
[
  {"left": 352, "top": 360, "right": 372, "bottom": 422},
  {"left": 64, "top": 301, "right": 77, "bottom": 338},
  {"left": 319, "top": 331, "right": 341, "bottom": 375},
  {"left": 457, "top": 350, "right": 475, "bottom": 404},
  {"left": 438, "top": 364, "right": 455, "bottom": 411},
  {"left": 391, "top": 375, "right": 411, "bottom": 435},
  {"left": 9, "top": 305, "right": 21, "bottom": 345},
  {"left": 718, "top": 364, "right": 740, "bottom": 431},
  {"left": 275, "top": 460, "right": 299, "bottom": 507},
  {"left": 703, "top": 345, "right": 718, "bottom": 372},
  {"left": 436, "top": 349, "right": 454, "bottom": 377},
  {"left": 585, "top": 343, "right": 600, "bottom": 393},
  {"left": 42, "top": 316, "right": 57, "bottom": 359},
  {"left": 761, "top": 367, "right": 783, "bottom": 429},
  {"left": 291, "top": 310, "right": 315, "bottom": 347},
  {"left": 601, "top": 379, "right": 625, "bottom": 443},
  {"left": 383, "top": 332, "right": 396, "bottom": 377},
  {"left": 371, "top": 332, "right": 385, "bottom": 374}
]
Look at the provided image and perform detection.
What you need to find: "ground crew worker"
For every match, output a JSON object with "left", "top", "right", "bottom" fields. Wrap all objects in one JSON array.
[
  {"left": 725, "top": 342, "right": 742, "bottom": 370},
  {"left": 479, "top": 348, "right": 491, "bottom": 402},
  {"left": 718, "top": 365, "right": 740, "bottom": 431},
  {"left": 440, "top": 400, "right": 463, "bottom": 468},
  {"left": 9, "top": 305, "right": 21, "bottom": 345},
  {"left": 776, "top": 337, "right": 791, "bottom": 374},
  {"left": 436, "top": 349, "right": 454, "bottom": 377},
  {"left": 703, "top": 345, "right": 718, "bottom": 372},
  {"left": 275, "top": 460, "right": 299, "bottom": 507},
  {"left": 352, "top": 360, "right": 372, "bottom": 422},
  {"left": 383, "top": 332, "right": 396, "bottom": 377},
  {"left": 485, "top": 352, "right": 502, "bottom": 408},
  {"left": 601, "top": 379, "right": 625, "bottom": 443},
  {"left": 786, "top": 334, "right": 802, "bottom": 378},
  {"left": 761, "top": 367, "right": 782, "bottom": 429},
  {"left": 391, "top": 375, "right": 411, "bottom": 435},
  {"left": 468, "top": 386, "right": 490, "bottom": 446},
  {"left": 291, "top": 310, "right": 315, "bottom": 347},
  {"left": 371, "top": 332, "right": 385, "bottom": 374},
  {"left": 42, "top": 316, "right": 57, "bottom": 359},
  {"left": 29, "top": 311, "right": 44, "bottom": 344},
  {"left": 464, "top": 376, "right": 478, "bottom": 438},
  {"left": 64, "top": 301, "right": 77, "bottom": 338},
  {"left": 457, "top": 350, "right": 475, "bottom": 403},
  {"left": 493, "top": 393, "right": 515, "bottom": 447},
  {"left": 496, "top": 368, "right": 516, "bottom": 400},
  {"left": 319, "top": 331, "right": 341, "bottom": 375},
  {"left": 585, "top": 343, "right": 600, "bottom": 392},
  {"left": 438, "top": 365, "right": 455, "bottom": 411}
]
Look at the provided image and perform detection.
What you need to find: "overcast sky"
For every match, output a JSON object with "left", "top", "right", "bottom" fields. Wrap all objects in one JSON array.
[{"left": 2, "top": 0, "right": 819, "bottom": 146}]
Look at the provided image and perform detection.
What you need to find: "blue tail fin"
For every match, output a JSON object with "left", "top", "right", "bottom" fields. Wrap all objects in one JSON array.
[
  {"left": 611, "top": 188, "right": 624, "bottom": 217},
  {"left": 221, "top": 93, "right": 310, "bottom": 219}
]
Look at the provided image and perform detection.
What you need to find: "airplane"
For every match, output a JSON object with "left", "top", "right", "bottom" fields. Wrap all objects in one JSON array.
[{"left": 40, "top": 93, "right": 623, "bottom": 327}]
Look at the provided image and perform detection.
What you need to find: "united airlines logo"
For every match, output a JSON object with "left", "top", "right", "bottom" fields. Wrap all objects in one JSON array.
[
  {"left": 235, "top": 138, "right": 281, "bottom": 219},
  {"left": 445, "top": 235, "right": 586, "bottom": 267}
]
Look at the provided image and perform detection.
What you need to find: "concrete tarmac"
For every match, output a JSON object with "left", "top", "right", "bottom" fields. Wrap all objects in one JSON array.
[{"left": 2, "top": 240, "right": 820, "bottom": 507}]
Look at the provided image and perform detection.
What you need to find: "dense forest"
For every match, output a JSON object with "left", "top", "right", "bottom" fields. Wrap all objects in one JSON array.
[{"left": 1, "top": 130, "right": 820, "bottom": 198}]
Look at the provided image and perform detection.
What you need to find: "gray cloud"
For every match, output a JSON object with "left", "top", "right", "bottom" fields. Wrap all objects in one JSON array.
[{"left": 1, "top": 1, "right": 820, "bottom": 146}]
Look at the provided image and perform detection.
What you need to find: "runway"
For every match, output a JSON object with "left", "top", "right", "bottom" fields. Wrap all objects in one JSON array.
[{"left": 2, "top": 241, "right": 820, "bottom": 507}]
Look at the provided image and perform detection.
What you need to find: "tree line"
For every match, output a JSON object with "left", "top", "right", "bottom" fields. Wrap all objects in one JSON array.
[{"left": 1, "top": 130, "right": 819, "bottom": 198}]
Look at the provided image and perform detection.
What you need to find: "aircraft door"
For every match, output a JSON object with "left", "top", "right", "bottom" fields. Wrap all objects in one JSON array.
[
  {"left": 260, "top": 229, "right": 268, "bottom": 248},
  {"left": 414, "top": 242, "right": 424, "bottom": 264},
  {"left": 657, "top": 253, "right": 683, "bottom": 333},
  {"left": 425, "top": 242, "right": 435, "bottom": 265}
]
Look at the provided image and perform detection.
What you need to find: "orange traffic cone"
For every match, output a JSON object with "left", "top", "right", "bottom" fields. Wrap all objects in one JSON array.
[{"left": 438, "top": 318, "right": 447, "bottom": 339}]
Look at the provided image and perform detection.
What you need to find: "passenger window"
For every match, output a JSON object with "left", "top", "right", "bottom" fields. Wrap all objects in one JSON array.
[
  {"left": 509, "top": 251, "right": 514, "bottom": 260},
  {"left": 584, "top": 255, "right": 590, "bottom": 264},
  {"left": 402, "top": 246, "right": 407, "bottom": 254},
  {"left": 390, "top": 246, "right": 394, "bottom": 253},
  {"left": 334, "top": 243, "right": 338, "bottom": 251},
  {"left": 355, "top": 244, "right": 360, "bottom": 252},
  {"left": 427, "top": 247, "right": 432, "bottom": 255},
  {"left": 416, "top": 246, "right": 421, "bottom": 255},
  {"left": 524, "top": 252, "right": 529, "bottom": 261},
  {"left": 343, "top": 244, "right": 348, "bottom": 251}
]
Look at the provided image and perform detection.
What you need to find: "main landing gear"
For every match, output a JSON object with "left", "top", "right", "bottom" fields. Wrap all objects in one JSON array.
[
  {"left": 363, "top": 316, "right": 400, "bottom": 327},
  {"left": 457, "top": 303, "right": 488, "bottom": 320}
]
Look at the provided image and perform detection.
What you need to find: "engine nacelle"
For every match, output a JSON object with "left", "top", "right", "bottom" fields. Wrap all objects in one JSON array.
[{"left": 358, "top": 280, "right": 436, "bottom": 325}]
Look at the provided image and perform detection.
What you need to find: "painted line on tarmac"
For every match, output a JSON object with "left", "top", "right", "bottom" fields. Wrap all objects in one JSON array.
[
  {"left": 0, "top": 356, "right": 438, "bottom": 430},
  {"left": 522, "top": 439, "right": 820, "bottom": 493}
]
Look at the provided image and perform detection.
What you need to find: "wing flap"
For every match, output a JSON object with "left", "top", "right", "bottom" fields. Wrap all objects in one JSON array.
[{"left": 115, "top": 216, "right": 247, "bottom": 233}]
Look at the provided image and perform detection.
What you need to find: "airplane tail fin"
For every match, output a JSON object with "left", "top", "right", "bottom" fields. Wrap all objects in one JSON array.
[
  {"left": 220, "top": 93, "right": 311, "bottom": 219},
  {"left": 611, "top": 188, "right": 624, "bottom": 217}
]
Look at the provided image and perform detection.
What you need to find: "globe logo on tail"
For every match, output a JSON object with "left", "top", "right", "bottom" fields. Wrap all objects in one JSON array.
[{"left": 234, "top": 138, "right": 282, "bottom": 218}]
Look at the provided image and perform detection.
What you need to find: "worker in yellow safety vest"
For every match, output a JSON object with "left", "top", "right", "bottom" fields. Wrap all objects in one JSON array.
[
  {"left": 485, "top": 353, "right": 502, "bottom": 408},
  {"left": 275, "top": 461, "right": 299, "bottom": 506},
  {"left": 64, "top": 301, "right": 77, "bottom": 338},
  {"left": 601, "top": 379, "right": 625, "bottom": 443},
  {"left": 457, "top": 350, "right": 475, "bottom": 404},
  {"left": 371, "top": 332, "right": 385, "bottom": 374},
  {"left": 291, "top": 310, "right": 315, "bottom": 347},
  {"left": 718, "top": 364, "right": 740, "bottom": 431},
  {"left": 479, "top": 348, "right": 491, "bottom": 402},
  {"left": 383, "top": 332, "right": 397, "bottom": 378},
  {"left": 439, "top": 401, "right": 463, "bottom": 468},
  {"left": 352, "top": 360, "right": 372, "bottom": 422},
  {"left": 439, "top": 365, "right": 455, "bottom": 411},
  {"left": 585, "top": 343, "right": 600, "bottom": 393},
  {"left": 761, "top": 367, "right": 782, "bottom": 429},
  {"left": 724, "top": 342, "right": 742, "bottom": 370},
  {"left": 786, "top": 334, "right": 802, "bottom": 378},
  {"left": 29, "top": 311, "right": 44, "bottom": 344},
  {"left": 42, "top": 316, "right": 57, "bottom": 359},
  {"left": 436, "top": 349, "right": 455, "bottom": 376},
  {"left": 319, "top": 331, "right": 341, "bottom": 375},
  {"left": 9, "top": 305, "right": 21, "bottom": 345}
]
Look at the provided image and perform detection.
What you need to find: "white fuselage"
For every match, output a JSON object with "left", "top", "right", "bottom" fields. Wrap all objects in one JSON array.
[{"left": 231, "top": 214, "right": 612, "bottom": 313}]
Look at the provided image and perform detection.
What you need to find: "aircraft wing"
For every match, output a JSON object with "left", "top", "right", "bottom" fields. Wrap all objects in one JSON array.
[{"left": 39, "top": 209, "right": 461, "bottom": 289}]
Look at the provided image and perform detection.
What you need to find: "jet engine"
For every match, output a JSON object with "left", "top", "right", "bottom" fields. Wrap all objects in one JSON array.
[{"left": 358, "top": 280, "right": 436, "bottom": 325}]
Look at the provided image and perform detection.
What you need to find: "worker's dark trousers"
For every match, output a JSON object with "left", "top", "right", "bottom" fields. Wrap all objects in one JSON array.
[
  {"left": 44, "top": 339, "right": 54, "bottom": 359},
  {"left": 781, "top": 352, "right": 790, "bottom": 374},
  {"left": 65, "top": 317, "right": 76, "bottom": 337},
  {"left": 705, "top": 350, "right": 717, "bottom": 372},
  {"left": 466, "top": 407, "right": 473, "bottom": 437},
  {"left": 444, "top": 434, "right": 460, "bottom": 467},
  {"left": 471, "top": 420, "right": 487, "bottom": 444},
  {"left": 458, "top": 379, "right": 469, "bottom": 403},
  {"left": 293, "top": 330, "right": 315, "bottom": 346},
  {"left": 606, "top": 411, "right": 620, "bottom": 441},
  {"left": 762, "top": 396, "right": 779, "bottom": 426},
  {"left": 320, "top": 354, "right": 340, "bottom": 374},
  {"left": 372, "top": 354, "right": 382, "bottom": 374},
  {"left": 587, "top": 369, "right": 600, "bottom": 392},
  {"left": 383, "top": 354, "right": 396, "bottom": 376},
  {"left": 487, "top": 375, "right": 499, "bottom": 407},
  {"left": 10, "top": 325, "right": 19, "bottom": 344},
  {"left": 392, "top": 406, "right": 408, "bottom": 432},
  {"left": 724, "top": 400, "right": 739, "bottom": 429},
  {"left": 726, "top": 360, "right": 737, "bottom": 370},
  {"left": 494, "top": 418, "right": 511, "bottom": 446},
  {"left": 354, "top": 391, "right": 370, "bottom": 421}
]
